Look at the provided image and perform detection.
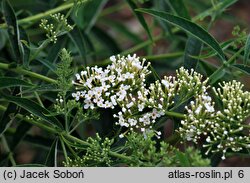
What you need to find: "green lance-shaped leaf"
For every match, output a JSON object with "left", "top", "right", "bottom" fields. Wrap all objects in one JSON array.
[
  {"left": 167, "top": 0, "right": 190, "bottom": 19},
  {"left": 0, "top": 77, "right": 34, "bottom": 89},
  {"left": 72, "top": 0, "right": 108, "bottom": 32},
  {"left": 10, "top": 122, "right": 32, "bottom": 151},
  {"left": 209, "top": 68, "right": 226, "bottom": 85},
  {"left": 19, "top": 27, "right": 30, "bottom": 68},
  {"left": 126, "top": 0, "right": 153, "bottom": 41},
  {"left": 45, "top": 138, "right": 58, "bottom": 166},
  {"left": 1, "top": 93, "right": 63, "bottom": 130},
  {"left": 184, "top": 36, "right": 203, "bottom": 70},
  {"left": 68, "top": 28, "right": 87, "bottom": 65},
  {"left": 0, "top": 29, "right": 8, "bottom": 50},
  {"left": 0, "top": 103, "right": 17, "bottom": 137},
  {"left": 244, "top": 34, "right": 250, "bottom": 65},
  {"left": 0, "top": 88, "right": 19, "bottom": 137},
  {"left": 2, "top": 0, "right": 21, "bottom": 62},
  {"left": 153, "top": 0, "right": 172, "bottom": 34},
  {"left": 136, "top": 8, "right": 225, "bottom": 61},
  {"left": 233, "top": 64, "right": 250, "bottom": 75},
  {"left": 92, "top": 26, "right": 121, "bottom": 55}
]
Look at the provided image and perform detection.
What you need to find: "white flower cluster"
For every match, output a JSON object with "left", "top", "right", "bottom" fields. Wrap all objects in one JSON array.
[
  {"left": 178, "top": 93, "right": 215, "bottom": 143},
  {"left": 112, "top": 67, "right": 208, "bottom": 138},
  {"left": 176, "top": 67, "right": 208, "bottom": 100},
  {"left": 39, "top": 13, "right": 73, "bottom": 43},
  {"left": 178, "top": 80, "right": 250, "bottom": 160},
  {"left": 208, "top": 80, "right": 250, "bottom": 160},
  {"left": 72, "top": 57, "right": 210, "bottom": 138},
  {"left": 72, "top": 54, "right": 151, "bottom": 110}
]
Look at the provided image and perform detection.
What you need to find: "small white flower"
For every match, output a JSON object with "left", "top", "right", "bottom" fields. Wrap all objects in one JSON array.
[
  {"left": 84, "top": 99, "right": 94, "bottom": 109},
  {"left": 138, "top": 103, "right": 145, "bottom": 111},
  {"left": 204, "top": 103, "right": 214, "bottom": 113},
  {"left": 81, "top": 71, "right": 87, "bottom": 76},
  {"left": 110, "top": 55, "right": 116, "bottom": 62},
  {"left": 126, "top": 102, "right": 134, "bottom": 109},
  {"left": 162, "top": 79, "right": 170, "bottom": 88},
  {"left": 75, "top": 73, "right": 81, "bottom": 80},
  {"left": 85, "top": 78, "right": 93, "bottom": 88},
  {"left": 195, "top": 105, "right": 202, "bottom": 114},
  {"left": 119, "top": 134, "right": 124, "bottom": 138}
]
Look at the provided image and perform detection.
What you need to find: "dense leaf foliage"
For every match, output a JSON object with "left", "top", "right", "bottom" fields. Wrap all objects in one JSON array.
[{"left": 0, "top": 0, "right": 249, "bottom": 167}]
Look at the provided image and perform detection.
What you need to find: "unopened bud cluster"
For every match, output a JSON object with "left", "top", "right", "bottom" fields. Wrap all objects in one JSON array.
[
  {"left": 178, "top": 80, "right": 250, "bottom": 160},
  {"left": 39, "top": 13, "right": 73, "bottom": 43},
  {"left": 64, "top": 134, "right": 113, "bottom": 166}
]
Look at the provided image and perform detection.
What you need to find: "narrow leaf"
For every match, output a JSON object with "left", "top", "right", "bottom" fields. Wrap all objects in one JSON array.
[
  {"left": 184, "top": 36, "right": 203, "bottom": 70},
  {"left": 209, "top": 69, "right": 226, "bottom": 85},
  {"left": 45, "top": 138, "right": 58, "bottom": 166},
  {"left": 82, "top": 31, "right": 97, "bottom": 61},
  {"left": 0, "top": 104, "right": 17, "bottom": 136},
  {"left": 68, "top": 28, "right": 87, "bottom": 65},
  {"left": 191, "top": 39, "right": 235, "bottom": 60},
  {"left": 19, "top": 26, "right": 30, "bottom": 68},
  {"left": 153, "top": 0, "right": 172, "bottom": 34},
  {"left": 0, "top": 77, "right": 33, "bottom": 89},
  {"left": 167, "top": 0, "right": 190, "bottom": 19},
  {"left": 136, "top": 8, "right": 225, "bottom": 61},
  {"left": 92, "top": 26, "right": 121, "bottom": 55},
  {"left": 2, "top": 0, "right": 21, "bottom": 62},
  {"left": 37, "top": 59, "right": 56, "bottom": 73},
  {"left": 0, "top": 29, "right": 8, "bottom": 50},
  {"left": 0, "top": 88, "right": 19, "bottom": 136},
  {"left": 101, "top": 18, "right": 143, "bottom": 44},
  {"left": 11, "top": 121, "right": 32, "bottom": 150},
  {"left": 233, "top": 64, "right": 250, "bottom": 75},
  {"left": 126, "top": 0, "right": 153, "bottom": 41},
  {"left": 1, "top": 93, "right": 63, "bottom": 129},
  {"left": 244, "top": 34, "right": 250, "bottom": 65},
  {"left": 72, "top": 0, "right": 108, "bottom": 32},
  {"left": 47, "top": 36, "right": 68, "bottom": 64}
]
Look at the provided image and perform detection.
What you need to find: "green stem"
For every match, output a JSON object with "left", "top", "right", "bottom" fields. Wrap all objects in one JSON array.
[
  {"left": 30, "top": 4, "right": 74, "bottom": 62},
  {"left": 0, "top": 105, "right": 132, "bottom": 161},
  {"left": 60, "top": 137, "right": 69, "bottom": 164},
  {"left": 165, "top": 111, "right": 185, "bottom": 119},
  {"left": 209, "top": 47, "right": 245, "bottom": 84},
  {"left": 30, "top": 40, "right": 50, "bottom": 62},
  {"left": 122, "top": 34, "right": 164, "bottom": 55},
  {"left": 63, "top": 95, "right": 69, "bottom": 132},
  {"left": 0, "top": 62, "right": 57, "bottom": 84},
  {"left": 61, "top": 135, "right": 79, "bottom": 159},
  {"left": 144, "top": 52, "right": 183, "bottom": 60},
  {"left": 1, "top": 135, "right": 16, "bottom": 166},
  {"left": 0, "top": 2, "right": 74, "bottom": 29},
  {"left": 0, "top": 104, "right": 185, "bottom": 163}
]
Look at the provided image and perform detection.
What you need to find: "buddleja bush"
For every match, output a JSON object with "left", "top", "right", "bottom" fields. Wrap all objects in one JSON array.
[{"left": 0, "top": 0, "right": 250, "bottom": 167}]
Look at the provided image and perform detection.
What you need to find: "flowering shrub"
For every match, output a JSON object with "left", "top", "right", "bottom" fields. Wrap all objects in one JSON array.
[
  {"left": 0, "top": 0, "right": 250, "bottom": 167},
  {"left": 71, "top": 54, "right": 250, "bottom": 161}
]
